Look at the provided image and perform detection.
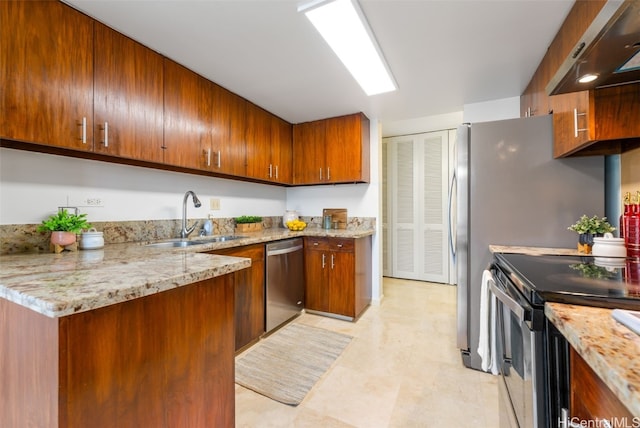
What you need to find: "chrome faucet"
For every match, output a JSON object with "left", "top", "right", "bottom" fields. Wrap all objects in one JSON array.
[{"left": 180, "top": 190, "right": 202, "bottom": 239}]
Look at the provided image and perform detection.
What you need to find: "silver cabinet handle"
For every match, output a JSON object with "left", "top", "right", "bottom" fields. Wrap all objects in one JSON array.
[
  {"left": 319, "top": 168, "right": 323, "bottom": 180},
  {"left": 217, "top": 150, "right": 221, "bottom": 168},
  {"left": 322, "top": 253, "right": 326, "bottom": 269},
  {"left": 327, "top": 167, "right": 330, "bottom": 180},
  {"left": 331, "top": 254, "right": 335, "bottom": 269},
  {"left": 573, "top": 108, "right": 588, "bottom": 138},
  {"left": 79, "top": 117, "right": 87, "bottom": 144},
  {"left": 269, "top": 164, "right": 273, "bottom": 178},
  {"left": 206, "top": 148, "right": 211, "bottom": 167},
  {"left": 100, "top": 122, "right": 109, "bottom": 147},
  {"left": 337, "top": 243, "right": 343, "bottom": 248},
  {"left": 275, "top": 165, "right": 278, "bottom": 179}
]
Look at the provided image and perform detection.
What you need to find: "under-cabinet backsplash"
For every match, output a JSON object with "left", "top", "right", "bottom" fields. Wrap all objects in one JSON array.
[{"left": 0, "top": 216, "right": 376, "bottom": 255}]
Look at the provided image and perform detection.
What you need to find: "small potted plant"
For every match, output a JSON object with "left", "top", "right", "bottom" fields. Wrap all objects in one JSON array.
[
  {"left": 234, "top": 215, "right": 263, "bottom": 233},
  {"left": 568, "top": 215, "right": 615, "bottom": 254},
  {"left": 38, "top": 209, "right": 91, "bottom": 250}
]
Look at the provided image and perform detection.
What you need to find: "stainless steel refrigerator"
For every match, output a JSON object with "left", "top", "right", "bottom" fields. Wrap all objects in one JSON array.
[{"left": 454, "top": 114, "right": 605, "bottom": 371}]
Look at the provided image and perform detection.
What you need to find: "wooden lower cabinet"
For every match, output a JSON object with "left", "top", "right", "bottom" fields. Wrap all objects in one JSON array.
[
  {"left": 0, "top": 276, "right": 235, "bottom": 428},
  {"left": 570, "top": 346, "right": 633, "bottom": 423},
  {"left": 304, "top": 236, "right": 372, "bottom": 320},
  {"left": 209, "top": 244, "right": 265, "bottom": 351}
]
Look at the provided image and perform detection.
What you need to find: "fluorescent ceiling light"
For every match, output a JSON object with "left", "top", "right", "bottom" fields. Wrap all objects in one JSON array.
[{"left": 299, "top": 0, "right": 397, "bottom": 96}]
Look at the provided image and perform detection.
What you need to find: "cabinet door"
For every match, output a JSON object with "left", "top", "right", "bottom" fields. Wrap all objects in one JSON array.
[
  {"left": 271, "top": 115, "right": 293, "bottom": 184},
  {"left": 209, "top": 245, "right": 265, "bottom": 351},
  {"left": 304, "top": 248, "right": 330, "bottom": 312},
  {"left": 550, "top": 91, "right": 595, "bottom": 158},
  {"left": 1, "top": 1, "right": 94, "bottom": 151},
  {"left": 293, "top": 120, "right": 325, "bottom": 184},
  {"left": 211, "top": 85, "right": 247, "bottom": 176},
  {"left": 94, "top": 23, "right": 164, "bottom": 162},
  {"left": 163, "top": 59, "right": 212, "bottom": 170},
  {"left": 245, "top": 104, "right": 272, "bottom": 181},
  {"left": 325, "top": 113, "right": 368, "bottom": 183},
  {"left": 328, "top": 251, "right": 355, "bottom": 318}
]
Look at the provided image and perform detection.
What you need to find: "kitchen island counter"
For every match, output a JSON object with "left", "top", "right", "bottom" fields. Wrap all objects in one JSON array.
[{"left": 545, "top": 302, "right": 640, "bottom": 417}]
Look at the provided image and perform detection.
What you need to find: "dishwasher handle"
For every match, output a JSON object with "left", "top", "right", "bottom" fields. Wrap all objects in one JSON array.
[{"left": 267, "top": 244, "right": 303, "bottom": 256}]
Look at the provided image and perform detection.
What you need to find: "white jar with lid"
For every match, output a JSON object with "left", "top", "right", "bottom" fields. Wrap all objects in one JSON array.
[
  {"left": 592, "top": 233, "right": 626, "bottom": 257},
  {"left": 79, "top": 228, "right": 105, "bottom": 250}
]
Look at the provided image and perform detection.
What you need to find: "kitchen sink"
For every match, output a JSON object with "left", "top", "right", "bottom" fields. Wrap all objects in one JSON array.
[{"left": 145, "top": 235, "right": 245, "bottom": 248}]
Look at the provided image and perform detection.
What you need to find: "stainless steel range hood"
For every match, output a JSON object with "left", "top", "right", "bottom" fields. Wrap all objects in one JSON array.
[{"left": 546, "top": 0, "right": 640, "bottom": 96}]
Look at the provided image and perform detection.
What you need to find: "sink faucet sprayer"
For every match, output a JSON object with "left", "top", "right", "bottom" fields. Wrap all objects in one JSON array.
[{"left": 180, "top": 190, "right": 202, "bottom": 239}]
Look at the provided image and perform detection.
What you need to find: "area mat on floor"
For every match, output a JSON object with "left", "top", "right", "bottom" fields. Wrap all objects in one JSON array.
[{"left": 235, "top": 323, "right": 352, "bottom": 406}]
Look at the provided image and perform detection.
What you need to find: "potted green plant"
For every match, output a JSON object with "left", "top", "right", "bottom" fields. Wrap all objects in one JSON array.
[
  {"left": 568, "top": 215, "right": 615, "bottom": 254},
  {"left": 38, "top": 209, "right": 91, "bottom": 248},
  {"left": 234, "top": 215, "right": 263, "bottom": 233}
]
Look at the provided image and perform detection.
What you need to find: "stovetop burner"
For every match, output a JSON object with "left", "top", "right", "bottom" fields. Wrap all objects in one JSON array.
[{"left": 493, "top": 253, "right": 640, "bottom": 310}]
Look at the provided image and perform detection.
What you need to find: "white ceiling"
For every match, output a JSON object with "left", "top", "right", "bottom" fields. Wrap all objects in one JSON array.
[{"left": 64, "top": 0, "right": 574, "bottom": 125}]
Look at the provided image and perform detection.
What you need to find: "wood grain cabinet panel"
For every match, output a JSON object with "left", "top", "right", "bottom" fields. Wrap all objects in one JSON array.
[
  {"left": 304, "top": 236, "right": 371, "bottom": 320},
  {"left": 245, "top": 104, "right": 275, "bottom": 181},
  {"left": 93, "top": 22, "right": 164, "bottom": 163},
  {"left": 271, "top": 115, "right": 293, "bottom": 183},
  {"left": 551, "top": 83, "right": 640, "bottom": 158},
  {"left": 570, "top": 346, "right": 633, "bottom": 423},
  {"left": 0, "top": 276, "right": 235, "bottom": 428},
  {"left": 0, "top": 0, "right": 94, "bottom": 151},
  {"left": 293, "top": 113, "right": 370, "bottom": 185},
  {"left": 163, "top": 59, "right": 213, "bottom": 170},
  {"left": 209, "top": 244, "right": 265, "bottom": 351},
  {"left": 211, "top": 84, "right": 247, "bottom": 177}
]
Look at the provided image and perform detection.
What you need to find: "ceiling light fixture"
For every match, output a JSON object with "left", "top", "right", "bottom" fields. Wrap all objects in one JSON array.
[{"left": 299, "top": 0, "right": 397, "bottom": 96}]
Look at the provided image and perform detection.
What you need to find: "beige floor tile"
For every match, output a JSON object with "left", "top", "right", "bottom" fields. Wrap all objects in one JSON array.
[{"left": 235, "top": 278, "right": 499, "bottom": 427}]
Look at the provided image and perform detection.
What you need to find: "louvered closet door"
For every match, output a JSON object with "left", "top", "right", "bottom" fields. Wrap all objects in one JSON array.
[{"left": 384, "top": 131, "right": 450, "bottom": 283}]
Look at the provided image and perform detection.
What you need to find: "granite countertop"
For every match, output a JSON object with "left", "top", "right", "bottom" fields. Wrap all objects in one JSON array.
[
  {"left": 0, "top": 227, "right": 375, "bottom": 318},
  {"left": 489, "top": 245, "right": 582, "bottom": 256},
  {"left": 545, "top": 302, "right": 640, "bottom": 416}
]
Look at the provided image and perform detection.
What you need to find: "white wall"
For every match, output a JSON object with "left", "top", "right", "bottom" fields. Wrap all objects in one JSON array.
[
  {"left": 0, "top": 148, "right": 287, "bottom": 224},
  {"left": 382, "top": 111, "right": 463, "bottom": 138},
  {"left": 462, "top": 96, "right": 520, "bottom": 123}
]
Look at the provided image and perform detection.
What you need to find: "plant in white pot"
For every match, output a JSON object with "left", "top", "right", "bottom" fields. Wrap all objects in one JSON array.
[
  {"left": 568, "top": 215, "right": 615, "bottom": 254},
  {"left": 38, "top": 209, "right": 91, "bottom": 251}
]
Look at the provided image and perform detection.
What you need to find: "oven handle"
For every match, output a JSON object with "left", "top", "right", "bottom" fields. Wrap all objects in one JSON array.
[{"left": 490, "top": 281, "right": 525, "bottom": 322}]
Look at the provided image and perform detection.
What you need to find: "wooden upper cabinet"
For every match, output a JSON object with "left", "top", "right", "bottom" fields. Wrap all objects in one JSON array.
[
  {"left": 293, "top": 113, "right": 370, "bottom": 185},
  {"left": 93, "top": 23, "right": 164, "bottom": 163},
  {"left": 211, "top": 84, "right": 247, "bottom": 177},
  {"left": 325, "top": 113, "right": 370, "bottom": 183},
  {"left": 163, "top": 59, "right": 213, "bottom": 170},
  {"left": 551, "top": 83, "right": 640, "bottom": 158},
  {"left": 0, "top": 1, "right": 94, "bottom": 151},
  {"left": 293, "top": 119, "right": 326, "bottom": 184},
  {"left": 245, "top": 104, "right": 273, "bottom": 181},
  {"left": 245, "top": 104, "right": 293, "bottom": 184},
  {"left": 271, "top": 115, "right": 293, "bottom": 184}
]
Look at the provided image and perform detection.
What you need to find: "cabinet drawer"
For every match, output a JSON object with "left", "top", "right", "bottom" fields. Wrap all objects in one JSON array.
[{"left": 304, "top": 238, "right": 354, "bottom": 252}]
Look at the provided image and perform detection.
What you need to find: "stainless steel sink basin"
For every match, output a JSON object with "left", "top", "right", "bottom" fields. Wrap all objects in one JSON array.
[{"left": 145, "top": 235, "right": 245, "bottom": 248}]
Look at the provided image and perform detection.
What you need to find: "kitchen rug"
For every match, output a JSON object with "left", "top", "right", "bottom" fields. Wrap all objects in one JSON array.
[{"left": 235, "top": 323, "right": 352, "bottom": 406}]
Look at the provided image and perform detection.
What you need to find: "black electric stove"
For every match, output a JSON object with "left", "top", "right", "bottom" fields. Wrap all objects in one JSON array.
[{"left": 493, "top": 253, "right": 640, "bottom": 310}]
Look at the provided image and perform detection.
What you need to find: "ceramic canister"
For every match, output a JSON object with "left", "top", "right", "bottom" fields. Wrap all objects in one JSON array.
[
  {"left": 592, "top": 232, "right": 626, "bottom": 258},
  {"left": 79, "top": 228, "right": 105, "bottom": 250}
]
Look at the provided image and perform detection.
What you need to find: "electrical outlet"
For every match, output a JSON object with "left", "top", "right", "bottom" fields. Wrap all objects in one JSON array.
[
  {"left": 210, "top": 198, "right": 221, "bottom": 210},
  {"left": 68, "top": 194, "right": 105, "bottom": 207}
]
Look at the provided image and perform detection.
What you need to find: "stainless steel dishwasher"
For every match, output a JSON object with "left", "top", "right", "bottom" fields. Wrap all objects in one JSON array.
[{"left": 265, "top": 238, "right": 304, "bottom": 333}]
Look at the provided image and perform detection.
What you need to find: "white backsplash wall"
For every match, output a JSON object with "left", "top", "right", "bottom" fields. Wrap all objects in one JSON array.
[{"left": 0, "top": 148, "right": 287, "bottom": 224}]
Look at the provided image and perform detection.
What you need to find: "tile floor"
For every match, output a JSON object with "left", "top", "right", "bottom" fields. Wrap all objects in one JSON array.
[{"left": 235, "top": 277, "right": 499, "bottom": 427}]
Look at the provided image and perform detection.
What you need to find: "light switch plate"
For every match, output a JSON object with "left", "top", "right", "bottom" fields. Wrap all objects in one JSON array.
[{"left": 210, "top": 198, "right": 221, "bottom": 210}]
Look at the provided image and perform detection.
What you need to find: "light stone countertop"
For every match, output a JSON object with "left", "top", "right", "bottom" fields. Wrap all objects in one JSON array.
[
  {"left": 0, "top": 227, "right": 375, "bottom": 318},
  {"left": 546, "top": 302, "right": 640, "bottom": 416},
  {"left": 489, "top": 245, "right": 582, "bottom": 256}
]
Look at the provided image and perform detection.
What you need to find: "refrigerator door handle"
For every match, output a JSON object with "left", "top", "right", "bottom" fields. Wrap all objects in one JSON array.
[{"left": 448, "top": 171, "right": 457, "bottom": 262}]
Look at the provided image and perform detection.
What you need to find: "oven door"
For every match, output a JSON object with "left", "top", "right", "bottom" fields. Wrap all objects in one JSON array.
[{"left": 491, "top": 267, "right": 545, "bottom": 428}]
